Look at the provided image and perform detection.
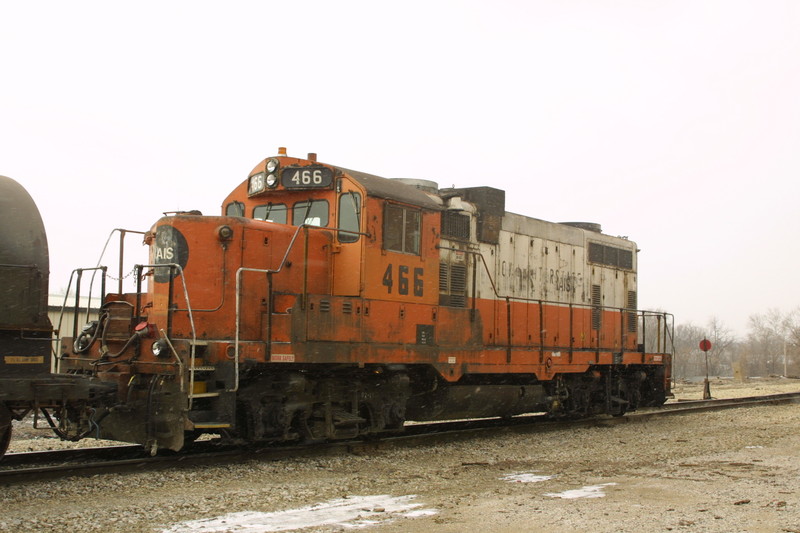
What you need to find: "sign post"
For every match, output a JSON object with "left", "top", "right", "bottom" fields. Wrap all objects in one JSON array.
[{"left": 699, "top": 338, "right": 713, "bottom": 399}]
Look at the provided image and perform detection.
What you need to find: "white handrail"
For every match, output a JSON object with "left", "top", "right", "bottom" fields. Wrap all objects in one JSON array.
[
  {"left": 233, "top": 224, "right": 311, "bottom": 392},
  {"left": 137, "top": 263, "right": 197, "bottom": 406}
]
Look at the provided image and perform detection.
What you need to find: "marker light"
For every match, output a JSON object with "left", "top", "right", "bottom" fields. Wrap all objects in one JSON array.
[{"left": 152, "top": 339, "right": 170, "bottom": 358}]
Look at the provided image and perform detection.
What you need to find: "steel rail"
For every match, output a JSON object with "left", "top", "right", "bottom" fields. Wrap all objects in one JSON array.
[{"left": 1, "top": 391, "right": 797, "bottom": 483}]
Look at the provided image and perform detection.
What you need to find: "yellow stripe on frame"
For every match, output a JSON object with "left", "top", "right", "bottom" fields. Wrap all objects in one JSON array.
[{"left": 4, "top": 356, "right": 45, "bottom": 364}]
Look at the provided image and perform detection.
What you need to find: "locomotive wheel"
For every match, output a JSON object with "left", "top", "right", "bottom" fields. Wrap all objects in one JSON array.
[{"left": 0, "top": 408, "right": 12, "bottom": 459}]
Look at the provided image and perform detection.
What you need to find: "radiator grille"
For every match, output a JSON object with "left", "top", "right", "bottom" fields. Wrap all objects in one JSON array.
[
  {"left": 449, "top": 264, "right": 467, "bottom": 307},
  {"left": 588, "top": 242, "right": 633, "bottom": 270},
  {"left": 439, "top": 262, "right": 467, "bottom": 307},
  {"left": 441, "top": 212, "right": 470, "bottom": 239},
  {"left": 591, "top": 284, "right": 602, "bottom": 330},
  {"left": 627, "top": 290, "right": 637, "bottom": 333}
]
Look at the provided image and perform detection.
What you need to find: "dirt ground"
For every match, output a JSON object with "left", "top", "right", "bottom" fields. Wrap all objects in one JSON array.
[{"left": 2, "top": 377, "right": 800, "bottom": 533}]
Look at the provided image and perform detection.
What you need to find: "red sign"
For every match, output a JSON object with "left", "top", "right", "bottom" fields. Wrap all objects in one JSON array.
[{"left": 699, "top": 339, "right": 712, "bottom": 352}]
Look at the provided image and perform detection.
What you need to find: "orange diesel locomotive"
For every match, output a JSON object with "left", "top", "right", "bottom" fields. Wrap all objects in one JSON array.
[{"left": 59, "top": 149, "right": 673, "bottom": 453}]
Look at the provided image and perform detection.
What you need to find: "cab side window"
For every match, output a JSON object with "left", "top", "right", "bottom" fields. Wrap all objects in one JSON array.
[
  {"left": 225, "top": 202, "right": 245, "bottom": 217},
  {"left": 338, "top": 192, "right": 361, "bottom": 243},
  {"left": 384, "top": 204, "right": 420, "bottom": 254}
]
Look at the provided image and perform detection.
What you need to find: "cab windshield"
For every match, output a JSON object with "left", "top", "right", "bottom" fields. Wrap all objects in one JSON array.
[
  {"left": 253, "top": 203, "right": 288, "bottom": 224},
  {"left": 292, "top": 199, "right": 329, "bottom": 227}
]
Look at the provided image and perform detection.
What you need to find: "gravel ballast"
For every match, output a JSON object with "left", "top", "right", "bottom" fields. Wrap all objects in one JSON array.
[{"left": 1, "top": 377, "right": 799, "bottom": 533}]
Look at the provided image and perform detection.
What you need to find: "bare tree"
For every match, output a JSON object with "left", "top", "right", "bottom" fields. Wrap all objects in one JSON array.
[
  {"left": 782, "top": 307, "right": 800, "bottom": 377},
  {"left": 746, "top": 308, "right": 800, "bottom": 377},
  {"left": 670, "top": 307, "right": 800, "bottom": 381},
  {"left": 788, "top": 308, "right": 800, "bottom": 348},
  {"left": 705, "top": 316, "right": 735, "bottom": 376},
  {"left": 669, "top": 317, "right": 736, "bottom": 380},
  {"left": 672, "top": 322, "right": 706, "bottom": 380}
]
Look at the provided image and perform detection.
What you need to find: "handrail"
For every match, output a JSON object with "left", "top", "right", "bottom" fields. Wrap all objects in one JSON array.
[
  {"left": 90, "top": 228, "right": 147, "bottom": 294},
  {"left": 438, "top": 245, "right": 674, "bottom": 356},
  {"left": 56, "top": 266, "right": 107, "bottom": 374},
  {"left": 234, "top": 267, "right": 271, "bottom": 393},
  {"left": 135, "top": 263, "right": 197, "bottom": 406},
  {"left": 54, "top": 228, "right": 147, "bottom": 364},
  {"left": 232, "top": 224, "right": 317, "bottom": 392}
]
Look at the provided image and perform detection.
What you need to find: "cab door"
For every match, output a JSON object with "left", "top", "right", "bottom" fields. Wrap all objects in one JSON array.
[{"left": 332, "top": 183, "right": 363, "bottom": 296}]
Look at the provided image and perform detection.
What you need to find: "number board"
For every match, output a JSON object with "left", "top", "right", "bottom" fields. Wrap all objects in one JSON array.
[
  {"left": 281, "top": 166, "right": 333, "bottom": 189},
  {"left": 248, "top": 172, "right": 267, "bottom": 195}
]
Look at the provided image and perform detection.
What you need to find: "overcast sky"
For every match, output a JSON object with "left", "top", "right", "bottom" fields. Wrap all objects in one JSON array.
[{"left": 1, "top": 1, "right": 798, "bottom": 336}]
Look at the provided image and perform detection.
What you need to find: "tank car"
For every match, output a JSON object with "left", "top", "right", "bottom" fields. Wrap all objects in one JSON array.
[
  {"left": 57, "top": 149, "right": 673, "bottom": 453},
  {"left": 0, "top": 176, "right": 115, "bottom": 458}
]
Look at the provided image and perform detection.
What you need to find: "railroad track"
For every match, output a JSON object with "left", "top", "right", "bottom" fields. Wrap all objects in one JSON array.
[
  {"left": 656, "top": 391, "right": 800, "bottom": 412},
  {"left": 2, "top": 391, "right": 798, "bottom": 484}
]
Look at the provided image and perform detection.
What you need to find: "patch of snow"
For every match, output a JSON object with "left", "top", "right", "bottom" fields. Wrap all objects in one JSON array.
[
  {"left": 402, "top": 509, "right": 438, "bottom": 518},
  {"left": 162, "top": 494, "right": 436, "bottom": 533},
  {"left": 500, "top": 472, "right": 555, "bottom": 483},
  {"left": 545, "top": 483, "right": 617, "bottom": 499}
]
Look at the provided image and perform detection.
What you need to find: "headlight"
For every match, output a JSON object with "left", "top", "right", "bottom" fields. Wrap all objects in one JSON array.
[
  {"left": 152, "top": 340, "right": 170, "bottom": 358},
  {"left": 217, "top": 225, "right": 234, "bottom": 241},
  {"left": 266, "top": 173, "right": 278, "bottom": 188},
  {"left": 266, "top": 158, "right": 279, "bottom": 173}
]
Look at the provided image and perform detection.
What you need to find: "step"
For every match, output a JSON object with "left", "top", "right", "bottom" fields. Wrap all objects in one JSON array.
[
  {"left": 192, "top": 422, "right": 231, "bottom": 429},
  {"left": 189, "top": 391, "right": 222, "bottom": 399},
  {"left": 332, "top": 408, "right": 367, "bottom": 427}
]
